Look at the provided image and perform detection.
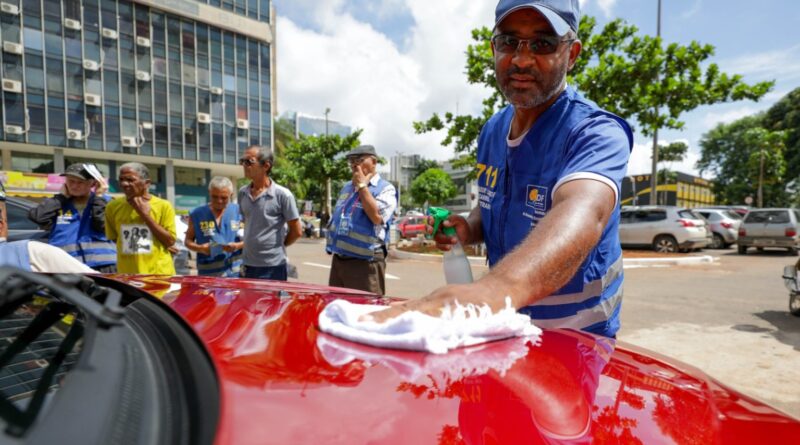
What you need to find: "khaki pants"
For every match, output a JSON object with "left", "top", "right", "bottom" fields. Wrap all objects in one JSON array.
[{"left": 328, "top": 248, "right": 387, "bottom": 295}]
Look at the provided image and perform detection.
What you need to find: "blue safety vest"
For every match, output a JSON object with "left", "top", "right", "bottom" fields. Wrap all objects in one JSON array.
[
  {"left": 326, "top": 179, "right": 396, "bottom": 261},
  {"left": 0, "top": 240, "right": 32, "bottom": 271},
  {"left": 190, "top": 204, "right": 243, "bottom": 277},
  {"left": 477, "top": 86, "right": 633, "bottom": 338},
  {"left": 48, "top": 195, "right": 117, "bottom": 268}
]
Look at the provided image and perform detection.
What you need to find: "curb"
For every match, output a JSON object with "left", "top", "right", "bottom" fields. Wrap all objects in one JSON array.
[{"left": 389, "top": 248, "right": 716, "bottom": 267}]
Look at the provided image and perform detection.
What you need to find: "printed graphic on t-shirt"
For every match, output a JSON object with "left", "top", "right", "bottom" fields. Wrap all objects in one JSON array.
[
  {"left": 121, "top": 224, "right": 152, "bottom": 254},
  {"left": 200, "top": 220, "right": 216, "bottom": 237},
  {"left": 526, "top": 185, "right": 548, "bottom": 216}
]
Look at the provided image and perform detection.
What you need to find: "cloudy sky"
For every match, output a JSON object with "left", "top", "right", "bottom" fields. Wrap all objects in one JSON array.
[{"left": 272, "top": 0, "right": 800, "bottom": 178}]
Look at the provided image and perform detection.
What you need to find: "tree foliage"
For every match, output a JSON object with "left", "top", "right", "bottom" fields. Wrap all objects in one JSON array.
[
  {"left": 413, "top": 159, "right": 442, "bottom": 180},
  {"left": 658, "top": 141, "right": 688, "bottom": 163},
  {"left": 409, "top": 168, "right": 457, "bottom": 207},
  {"left": 414, "top": 16, "right": 774, "bottom": 169},
  {"left": 697, "top": 115, "right": 789, "bottom": 206},
  {"left": 282, "top": 130, "right": 363, "bottom": 211},
  {"left": 762, "top": 87, "right": 800, "bottom": 191}
]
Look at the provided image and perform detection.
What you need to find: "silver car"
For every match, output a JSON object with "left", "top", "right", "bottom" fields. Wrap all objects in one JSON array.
[
  {"left": 694, "top": 208, "right": 742, "bottom": 249},
  {"left": 737, "top": 208, "right": 800, "bottom": 255},
  {"left": 619, "top": 206, "right": 712, "bottom": 253}
]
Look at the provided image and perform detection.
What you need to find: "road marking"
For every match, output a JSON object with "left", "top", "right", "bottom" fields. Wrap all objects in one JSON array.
[
  {"left": 623, "top": 264, "right": 671, "bottom": 269},
  {"left": 385, "top": 273, "right": 400, "bottom": 280}
]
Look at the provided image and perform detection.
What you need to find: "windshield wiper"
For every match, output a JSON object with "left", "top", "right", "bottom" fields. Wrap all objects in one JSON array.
[
  {"left": 0, "top": 267, "right": 124, "bottom": 328},
  {"left": 0, "top": 267, "right": 125, "bottom": 436}
]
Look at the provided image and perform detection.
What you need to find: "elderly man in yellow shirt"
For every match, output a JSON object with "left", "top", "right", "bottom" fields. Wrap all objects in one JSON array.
[{"left": 105, "top": 162, "right": 177, "bottom": 275}]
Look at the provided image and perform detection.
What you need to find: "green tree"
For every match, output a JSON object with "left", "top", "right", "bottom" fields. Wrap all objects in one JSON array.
[
  {"left": 409, "top": 168, "right": 457, "bottom": 207},
  {"left": 658, "top": 141, "right": 688, "bottom": 163},
  {"left": 742, "top": 128, "right": 787, "bottom": 208},
  {"left": 271, "top": 118, "right": 304, "bottom": 196},
  {"left": 283, "top": 130, "right": 363, "bottom": 214},
  {"left": 413, "top": 159, "right": 442, "bottom": 180},
  {"left": 697, "top": 116, "right": 789, "bottom": 207},
  {"left": 762, "top": 87, "right": 800, "bottom": 199},
  {"left": 414, "top": 16, "right": 773, "bottom": 171}
]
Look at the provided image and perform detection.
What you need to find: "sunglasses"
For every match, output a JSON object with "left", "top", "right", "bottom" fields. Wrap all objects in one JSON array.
[
  {"left": 492, "top": 34, "right": 573, "bottom": 55},
  {"left": 239, "top": 157, "right": 258, "bottom": 166}
]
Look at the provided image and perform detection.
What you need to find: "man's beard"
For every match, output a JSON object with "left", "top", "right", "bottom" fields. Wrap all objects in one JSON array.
[{"left": 498, "top": 60, "right": 568, "bottom": 109}]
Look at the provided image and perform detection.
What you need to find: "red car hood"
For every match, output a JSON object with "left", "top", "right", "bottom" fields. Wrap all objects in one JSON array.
[{"left": 110, "top": 275, "right": 800, "bottom": 445}]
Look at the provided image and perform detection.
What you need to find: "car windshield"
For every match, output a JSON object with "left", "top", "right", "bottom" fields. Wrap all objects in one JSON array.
[
  {"left": 746, "top": 210, "right": 789, "bottom": 224},
  {"left": 678, "top": 210, "right": 702, "bottom": 220}
]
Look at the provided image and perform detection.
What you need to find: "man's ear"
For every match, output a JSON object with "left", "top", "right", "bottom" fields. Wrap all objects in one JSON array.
[{"left": 567, "top": 39, "right": 582, "bottom": 71}]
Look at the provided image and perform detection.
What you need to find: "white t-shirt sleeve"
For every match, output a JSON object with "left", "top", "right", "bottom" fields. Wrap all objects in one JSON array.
[
  {"left": 552, "top": 172, "right": 620, "bottom": 207},
  {"left": 27, "top": 241, "right": 97, "bottom": 273}
]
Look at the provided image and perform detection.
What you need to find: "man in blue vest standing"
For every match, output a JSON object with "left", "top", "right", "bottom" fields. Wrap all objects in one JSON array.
[
  {"left": 1, "top": 181, "right": 95, "bottom": 273},
  {"left": 185, "top": 176, "right": 243, "bottom": 277},
  {"left": 28, "top": 163, "right": 117, "bottom": 273},
  {"left": 369, "top": 0, "right": 632, "bottom": 338},
  {"left": 327, "top": 145, "right": 398, "bottom": 295}
]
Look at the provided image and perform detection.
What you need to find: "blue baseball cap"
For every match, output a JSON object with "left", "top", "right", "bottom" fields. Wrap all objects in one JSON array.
[{"left": 495, "top": 0, "right": 581, "bottom": 36}]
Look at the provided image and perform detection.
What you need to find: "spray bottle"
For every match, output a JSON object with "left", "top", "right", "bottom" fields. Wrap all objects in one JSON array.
[{"left": 428, "top": 207, "right": 474, "bottom": 284}]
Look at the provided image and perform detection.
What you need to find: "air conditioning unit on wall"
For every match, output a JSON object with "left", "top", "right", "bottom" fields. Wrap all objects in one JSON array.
[
  {"left": 136, "top": 36, "right": 150, "bottom": 47},
  {"left": 83, "top": 59, "right": 100, "bottom": 71},
  {"left": 0, "top": 3, "right": 20, "bottom": 15},
  {"left": 67, "top": 129, "right": 83, "bottom": 140},
  {"left": 121, "top": 136, "right": 138, "bottom": 147},
  {"left": 4, "top": 125, "right": 24, "bottom": 135},
  {"left": 85, "top": 94, "right": 102, "bottom": 106},
  {"left": 210, "top": 86, "right": 223, "bottom": 95},
  {"left": 64, "top": 18, "right": 82, "bottom": 31},
  {"left": 3, "top": 41, "right": 22, "bottom": 55},
  {"left": 101, "top": 28, "right": 118, "bottom": 40},
  {"left": 236, "top": 119, "right": 249, "bottom": 130},
  {"left": 2, "top": 78, "right": 21, "bottom": 93},
  {"left": 135, "top": 71, "right": 151, "bottom": 82},
  {"left": 197, "top": 113, "right": 211, "bottom": 124}
]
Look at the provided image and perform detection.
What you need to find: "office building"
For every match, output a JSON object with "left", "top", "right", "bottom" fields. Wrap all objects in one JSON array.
[{"left": 0, "top": 0, "right": 275, "bottom": 212}]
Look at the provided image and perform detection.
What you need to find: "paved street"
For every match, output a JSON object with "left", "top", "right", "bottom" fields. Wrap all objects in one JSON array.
[{"left": 287, "top": 238, "right": 800, "bottom": 418}]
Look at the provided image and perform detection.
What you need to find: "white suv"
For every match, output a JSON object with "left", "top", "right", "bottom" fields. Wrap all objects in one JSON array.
[{"left": 619, "top": 206, "right": 712, "bottom": 253}]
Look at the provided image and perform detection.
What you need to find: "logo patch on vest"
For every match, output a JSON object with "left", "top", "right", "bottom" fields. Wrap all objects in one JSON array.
[{"left": 526, "top": 185, "right": 548, "bottom": 214}]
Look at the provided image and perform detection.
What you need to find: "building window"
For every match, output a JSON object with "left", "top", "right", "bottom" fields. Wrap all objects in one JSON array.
[{"left": 11, "top": 152, "right": 54, "bottom": 174}]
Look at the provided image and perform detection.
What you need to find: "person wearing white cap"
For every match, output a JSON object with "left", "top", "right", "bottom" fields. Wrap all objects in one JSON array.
[
  {"left": 369, "top": 0, "right": 633, "bottom": 338},
  {"left": 27, "top": 163, "right": 117, "bottom": 272}
]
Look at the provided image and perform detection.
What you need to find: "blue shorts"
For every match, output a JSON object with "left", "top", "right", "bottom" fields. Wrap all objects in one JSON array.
[{"left": 242, "top": 263, "right": 288, "bottom": 281}]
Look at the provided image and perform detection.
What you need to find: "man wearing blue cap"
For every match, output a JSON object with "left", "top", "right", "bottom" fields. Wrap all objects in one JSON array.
[{"left": 370, "top": 0, "right": 633, "bottom": 338}]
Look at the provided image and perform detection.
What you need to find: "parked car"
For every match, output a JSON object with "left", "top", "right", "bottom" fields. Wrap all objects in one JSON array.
[
  {"left": 619, "top": 205, "right": 711, "bottom": 253},
  {"left": 694, "top": 208, "right": 743, "bottom": 249},
  {"left": 397, "top": 215, "right": 427, "bottom": 238},
  {"left": 5, "top": 196, "right": 48, "bottom": 241},
  {"left": 2, "top": 267, "right": 798, "bottom": 444},
  {"left": 737, "top": 208, "right": 800, "bottom": 255}
]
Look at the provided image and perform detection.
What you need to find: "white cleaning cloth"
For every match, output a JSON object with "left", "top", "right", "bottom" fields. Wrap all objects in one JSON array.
[{"left": 317, "top": 297, "right": 542, "bottom": 354}]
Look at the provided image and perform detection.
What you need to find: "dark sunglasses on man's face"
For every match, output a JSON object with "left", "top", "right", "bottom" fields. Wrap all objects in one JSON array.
[
  {"left": 239, "top": 157, "right": 258, "bottom": 166},
  {"left": 492, "top": 33, "right": 573, "bottom": 55}
]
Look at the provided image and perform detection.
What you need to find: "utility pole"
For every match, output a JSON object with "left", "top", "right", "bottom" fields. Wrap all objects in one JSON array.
[
  {"left": 649, "top": 0, "right": 662, "bottom": 205},
  {"left": 324, "top": 108, "right": 332, "bottom": 216}
]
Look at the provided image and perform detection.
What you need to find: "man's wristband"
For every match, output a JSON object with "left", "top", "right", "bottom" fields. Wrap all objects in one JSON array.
[{"left": 356, "top": 182, "right": 367, "bottom": 191}]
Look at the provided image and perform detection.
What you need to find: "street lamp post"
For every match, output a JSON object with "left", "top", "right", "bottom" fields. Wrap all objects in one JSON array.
[
  {"left": 324, "top": 108, "right": 331, "bottom": 216},
  {"left": 649, "top": 0, "right": 662, "bottom": 206}
]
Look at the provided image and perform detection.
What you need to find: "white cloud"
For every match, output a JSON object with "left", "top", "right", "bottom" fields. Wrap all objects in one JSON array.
[
  {"left": 681, "top": 0, "right": 703, "bottom": 19},
  {"left": 700, "top": 106, "right": 758, "bottom": 130},
  {"left": 626, "top": 138, "right": 703, "bottom": 177},
  {"left": 594, "top": 0, "right": 618, "bottom": 17},
  {"left": 276, "top": 0, "right": 495, "bottom": 162},
  {"left": 718, "top": 44, "right": 800, "bottom": 83}
]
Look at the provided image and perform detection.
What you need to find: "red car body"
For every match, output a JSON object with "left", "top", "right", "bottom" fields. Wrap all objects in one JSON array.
[
  {"left": 398, "top": 216, "right": 427, "bottom": 238},
  {"left": 110, "top": 275, "right": 800, "bottom": 444}
]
